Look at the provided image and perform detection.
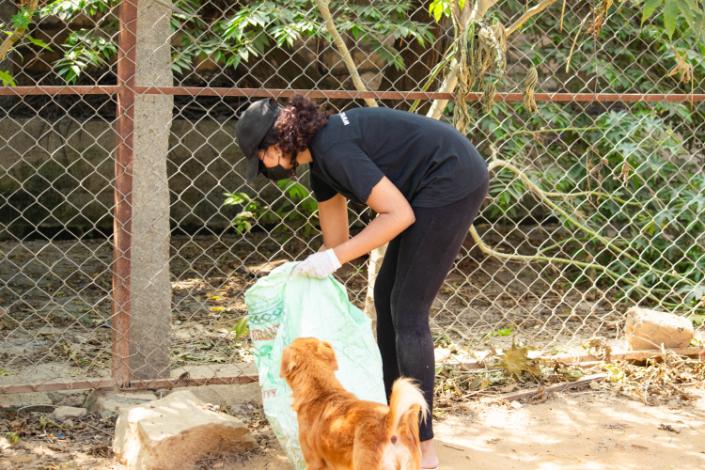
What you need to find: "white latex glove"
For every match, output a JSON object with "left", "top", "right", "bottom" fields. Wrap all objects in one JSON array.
[{"left": 295, "top": 249, "right": 342, "bottom": 278}]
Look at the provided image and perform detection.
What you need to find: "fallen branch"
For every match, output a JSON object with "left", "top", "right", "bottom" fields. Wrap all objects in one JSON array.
[
  {"left": 468, "top": 224, "right": 662, "bottom": 304},
  {"left": 451, "top": 346, "right": 705, "bottom": 370},
  {"left": 547, "top": 346, "right": 705, "bottom": 365},
  {"left": 495, "top": 373, "right": 607, "bottom": 402}
]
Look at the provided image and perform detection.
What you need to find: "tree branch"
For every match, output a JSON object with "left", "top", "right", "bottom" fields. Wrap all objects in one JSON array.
[
  {"left": 506, "top": 0, "right": 560, "bottom": 37},
  {"left": 313, "top": 0, "right": 382, "bottom": 322},
  {"left": 314, "top": 0, "right": 377, "bottom": 108},
  {"left": 0, "top": 0, "right": 39, "bottom": 62}
]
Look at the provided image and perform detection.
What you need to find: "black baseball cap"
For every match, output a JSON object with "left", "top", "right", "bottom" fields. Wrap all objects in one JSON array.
[{"left": 234, "top": 98, "right": 281, "bottom": 181}]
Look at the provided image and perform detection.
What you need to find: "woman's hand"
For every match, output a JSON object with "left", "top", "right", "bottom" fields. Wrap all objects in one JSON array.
[
  {"left": 332, "top": 177, "right": 414, "bottom": 264},
  {"left": 292, "top": 194, "right": 347, "bottom": 278},
  {"left": 294, "top": 249, "right": 342, "bottom": 278}
]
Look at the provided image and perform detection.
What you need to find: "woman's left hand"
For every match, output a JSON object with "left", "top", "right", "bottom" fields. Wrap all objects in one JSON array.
[{"left": 295, "top": 248, "right": 342, "bottom": 278}]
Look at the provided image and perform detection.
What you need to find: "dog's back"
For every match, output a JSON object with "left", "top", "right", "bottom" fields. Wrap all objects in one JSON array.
[
  {"left": 281, "top": 338, "right": 427, "bottom": 470},
  {"left": 347, "top": 378, "right": 427, "bottom": 469}
]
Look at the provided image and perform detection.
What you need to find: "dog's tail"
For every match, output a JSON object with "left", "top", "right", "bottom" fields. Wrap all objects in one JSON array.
[{"left": 385, "top": 377, "right": 429, "bottom": 442}]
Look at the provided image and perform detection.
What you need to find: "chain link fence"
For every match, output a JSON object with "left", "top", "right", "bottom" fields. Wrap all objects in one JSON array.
[{"left": 1, "top": 0, "right": 704, "bottom": 396}]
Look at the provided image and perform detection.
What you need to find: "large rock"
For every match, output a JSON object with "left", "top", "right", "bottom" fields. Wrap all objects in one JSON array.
[
  {"left": 625, "top": 307, "right": 694, "bottom": 350},
  {"left": 113, "top": 390, "right": 255, "bottom": 470}
]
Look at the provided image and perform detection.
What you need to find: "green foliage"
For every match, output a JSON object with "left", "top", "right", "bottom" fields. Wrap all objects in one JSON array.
[
  {"left": 232, "top": 316, "right": 249, "bottom": 341},
  {"left": 168, "top": 0, "right": 433, "bottom": 76},
  {"left": 24, "top": 35, "right": 52, "bottom": 51},
  {"left": 638, "top": 0, "right": 705, "bottom": 42},
  {"left": 428, "top": 0, "right": 453, "bottom": 23},
  {"left": 428, "top": 0, "right": 467, "bottom": 23},
  {"left": 223, "top": 191, "right": 259, "bottom": 234},
  {"left": 473, "top": 96, "right": 704, "bottom": 311},
  {"left": 11, "top": 6, "right": 33, "bottom": 30},
  {"left": 584, "top": 109, "right": 705, "bottom": 303},
  {"left": 54, "top": 30, "right": 117, "bottom": 83},
  {"left": 0, "top": 70, "right": 16, "bottom": 86},
  {"left": 515, "top": 1, "right": 705, "bottom": 93},
  {"left": 0, "top": 0, "right": 118, "bottom": 85},
  {"left": 224, "top": 178, "right": 319, "bottom": 236},
  {"left": 0, "top": 4, "right": 52, "bottom": 85},
  {"left": 490, "top": 327, "right": 513, "bottom": 337},
  {"left": 2, "top": 0, "right": 431, "bottom": 83},
  {"left": 39, "top": 0, "right": 113, "bottom": 20},
  {"left": 478, "top": 102, "right": 579, "bottom": 221},
  {"left": 3, "top": 0, "right": 701, "bottom": 87}
]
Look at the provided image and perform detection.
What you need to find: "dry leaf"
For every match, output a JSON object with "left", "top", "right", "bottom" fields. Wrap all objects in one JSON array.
[{"left": 500, "top": 343, "right": 541, "bottom": 379}]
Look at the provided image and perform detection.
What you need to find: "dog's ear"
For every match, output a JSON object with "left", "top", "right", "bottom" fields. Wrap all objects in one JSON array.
[
  {"left": 280, "top": 347, "right": 299, "bottom": 380},
  {"left": 317, "top": 340, "right": 339, "bottom": 371}
]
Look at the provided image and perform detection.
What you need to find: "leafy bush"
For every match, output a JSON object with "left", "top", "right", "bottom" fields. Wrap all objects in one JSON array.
[
  {"left": 2, "top": 0, "right": 433, "bottom": 84},
  {"left": 224, "top": 179, "right": 318, "bottom": 236},
  {"left": 472, "top": 97, "right": 704, "bottom": 312}
]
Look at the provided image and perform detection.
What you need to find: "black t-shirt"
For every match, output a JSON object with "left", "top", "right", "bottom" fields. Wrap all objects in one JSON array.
[{"left": 309, "top": 107, "right": 488, "bottom": 207}]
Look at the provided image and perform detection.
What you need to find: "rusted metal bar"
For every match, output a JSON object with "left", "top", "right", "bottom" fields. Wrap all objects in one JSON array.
[
  {"left": 516, "top": 92, "right": 705, "bottom": 103},
  {"left": 454, "top": 346, "right": 705, "bottom": 370},
  {"left": 112, "top": 0, "right": 138, "bottom": 388},
  {"left": 0, "top": 379, "right": 115, "bottom": 394},
  {"left": 0, "top": 374, "right": 258, "bottom": 394},
  {"left": 2, "top": 84, "right": 703, "bottom": 103},
  {"left": 0, "top": 85, "right": 119, "bottom": 96},
  {"left": 135, "top": 87, "right": 705, "bottom": 103}
]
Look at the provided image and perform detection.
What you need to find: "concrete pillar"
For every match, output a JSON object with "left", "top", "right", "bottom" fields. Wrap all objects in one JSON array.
[{"left": 128, "top": 0, "right": 174, "bottom": 379}]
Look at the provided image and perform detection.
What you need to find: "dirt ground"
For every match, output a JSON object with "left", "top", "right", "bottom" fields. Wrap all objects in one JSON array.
[
  {"left": 216, "top": 389, "right": 705, "bottom": 470},
  {"left": 2, "top": 387, "right": 704, "bottom": 469},
  {"left": 2, "top": 229, "right": 703, "bottom": 468}
]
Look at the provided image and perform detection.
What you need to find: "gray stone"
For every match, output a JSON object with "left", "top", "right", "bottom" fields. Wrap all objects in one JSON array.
[
  {"left": 167, "top": 364, "right": 260, "bottom": 407},
  {"left": 52, "top": 406, "right": 87, "bottom": 420},
  {"left": 187, "top": 382, "right": 262, "bottom": 408},
  {"left": 86, "top": 390, "right": 159, "bottom": 418},
  {"left": 47, "top": 390, "right": 87, "bottom": 407},
  {"left": 113, "top": 390, "right": 255, "bottom": 470}
]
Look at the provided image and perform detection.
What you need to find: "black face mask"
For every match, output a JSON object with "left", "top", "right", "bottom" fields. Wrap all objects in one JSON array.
[{"left": 259, "top": 160, "right": 295, "bottom": 181}]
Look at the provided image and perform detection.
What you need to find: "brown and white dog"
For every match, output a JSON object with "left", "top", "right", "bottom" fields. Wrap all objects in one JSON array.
[{"left": 280, "top": 337, "right": 428, "bottom": 470}]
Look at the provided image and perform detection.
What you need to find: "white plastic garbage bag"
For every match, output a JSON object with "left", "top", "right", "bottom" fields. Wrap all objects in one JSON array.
[{"left": 244, "top": 262, "right": 386, "bottom": 469}]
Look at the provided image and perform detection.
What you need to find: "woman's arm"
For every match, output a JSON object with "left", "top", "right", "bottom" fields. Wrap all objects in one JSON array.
[
  {"left": 317, "top": 193, "right": 349, "bottom": 249},
  {"left": 332, "top": 177, "right": 415, "bottom": 264}
]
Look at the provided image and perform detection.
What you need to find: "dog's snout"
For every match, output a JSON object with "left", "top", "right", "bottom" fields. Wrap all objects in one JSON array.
[{"left": 390, "top": 435, "right": 397, "bottom": 444}]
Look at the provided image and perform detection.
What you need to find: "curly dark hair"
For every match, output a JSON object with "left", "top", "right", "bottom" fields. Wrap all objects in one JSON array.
[{"left": 259, "top": 95, "right": 330, "bottom": 163}]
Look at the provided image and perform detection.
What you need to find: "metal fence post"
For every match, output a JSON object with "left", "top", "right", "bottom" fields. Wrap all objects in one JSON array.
[{"left": 112, "top": 0, "right": 138, "bottom": 387}]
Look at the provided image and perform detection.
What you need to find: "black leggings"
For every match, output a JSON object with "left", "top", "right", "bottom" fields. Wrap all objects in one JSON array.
[{"left": 374, "top": 178, "right": 488, "bottom": 441}]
